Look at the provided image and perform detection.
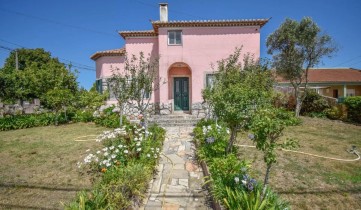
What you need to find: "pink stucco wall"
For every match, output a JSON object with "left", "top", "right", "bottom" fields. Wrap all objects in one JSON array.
[
  {"left": 158, "top": 26, "right": 261, "bottom": 104},
  {"left": 96, "top": 56, "right": 125, "bottom": 78},
  {"left": 95, "top": 26, "right": 261, "bottom": 107}
]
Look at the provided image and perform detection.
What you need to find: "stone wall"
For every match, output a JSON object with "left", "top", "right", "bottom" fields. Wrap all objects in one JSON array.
[
  {"left": 97, "top": 102, "right": 173, "bottom": 120},
  {"left": 0, "top": 99, "right": 42, "bottom": 117},
  {"left": 97, "top": 101, "right": 212, "bottom": 120},
  {"left": 191, "top": 102, "right": 213, "bottom": 119}
]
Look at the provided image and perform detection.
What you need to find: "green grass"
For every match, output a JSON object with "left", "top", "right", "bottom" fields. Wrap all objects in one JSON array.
[
  {"left": 237, "top": 117, "right": 361, "bottom": 210},
  {"left": 0, "top": 123, "right": 108, "bottom": 209}
]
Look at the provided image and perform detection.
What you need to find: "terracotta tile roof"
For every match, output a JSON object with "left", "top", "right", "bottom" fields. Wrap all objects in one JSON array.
[
  {"left": 277, "top": 68, "right": 361, "bottom": 83},
  {"left": 151, "top": 19, "right": 270, "bottom": 33},
  {"left": 119, "top": 30, "right": 157, "bottom": 39},
  {"left": 90, "top": 48, "right": 125, "bottom": 60}
]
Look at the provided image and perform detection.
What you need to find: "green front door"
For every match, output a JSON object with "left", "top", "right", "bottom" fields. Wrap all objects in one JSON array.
[{"left": 174, "top": 77, "right": 189, "bottom": 111}]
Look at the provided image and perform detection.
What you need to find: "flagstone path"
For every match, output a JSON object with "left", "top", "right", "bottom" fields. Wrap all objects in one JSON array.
[{"left": 142, "top": 126, "right": 211, "bottom": 210}]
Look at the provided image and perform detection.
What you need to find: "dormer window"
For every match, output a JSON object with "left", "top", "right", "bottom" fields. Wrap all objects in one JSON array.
[{"left": 168, "top": 30, "right": 182, "bottom": 45}]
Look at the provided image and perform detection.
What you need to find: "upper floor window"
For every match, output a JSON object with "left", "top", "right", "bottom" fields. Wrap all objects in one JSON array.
[{"left": 168, "top": 30, "right": 182, "bottom": 45}]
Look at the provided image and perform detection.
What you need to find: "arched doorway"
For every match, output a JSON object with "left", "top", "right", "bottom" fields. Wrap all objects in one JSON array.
[{"left": 168, "top": 62, "right": 192, "bottom": 112}]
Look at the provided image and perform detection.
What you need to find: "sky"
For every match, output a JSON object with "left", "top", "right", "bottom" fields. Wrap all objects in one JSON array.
[{"left": 0, "top": 0, "right": 361, "bottom": 90}]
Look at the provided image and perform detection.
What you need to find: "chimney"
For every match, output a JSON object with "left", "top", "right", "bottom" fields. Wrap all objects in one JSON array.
[{"left": 159, "top": 3, "right": 168, "bottom": 22}]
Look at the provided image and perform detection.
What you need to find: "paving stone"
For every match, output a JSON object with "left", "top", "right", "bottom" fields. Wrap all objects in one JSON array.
[
  {"left": 185, "top": 161, "right": 198, "bottom": 172},
  {"left": 143, "top": 122, "right": 208, "bottom": 210},
  {"left": 173, "top": 163, "right": 185, "bottom": 170},
  {"left": 177, "top": 150, "right": 186, "bottom": 157},
  {"left": 178, "top": 145, "right": 186, "bottom": 151},
  {"left": 144, "top": 200, "right": 162, "bottom": 210},
  {"left": 171, "top": 178, "right": 178, "bottom": 186},
  {"left": 163, "top": 202, "right": 180, "bottom": 210},
  {"left": 167, "top": 154, "right": 185, "bottom": 164},
  {"left": 179, "top": 179, "right": 189, "bottom": 187},
  {"left": 171, "top": 169, "right": 189, "bottom": 179}
]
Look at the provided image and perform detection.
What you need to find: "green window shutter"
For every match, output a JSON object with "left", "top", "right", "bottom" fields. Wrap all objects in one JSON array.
[{"left": 96, "top": 79, "right": 103, "bottom": 94}]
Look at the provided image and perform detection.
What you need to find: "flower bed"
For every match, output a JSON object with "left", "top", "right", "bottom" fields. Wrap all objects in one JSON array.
[
  {"left": 193, "top": 119, "right": 289, "bottom": 210},
  {"left": 66, "top": 123, "right": 165, "bottom": 209}
]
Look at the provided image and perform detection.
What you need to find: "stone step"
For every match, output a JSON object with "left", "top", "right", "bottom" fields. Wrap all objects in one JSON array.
[
  {"left": 151, "top": 119, "right": 199, "bottom": 124},
  {"left": 151, "top": 122, "right": 197, "bottom": 127},
  {"left": 150, "top": 115, "right": 198, "bottom": 120}
]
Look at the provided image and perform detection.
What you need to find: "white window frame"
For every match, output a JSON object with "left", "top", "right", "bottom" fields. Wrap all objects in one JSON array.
[
  {"left": 168, "top": 30, "right": 182, "bottom": 45},
  {"left": 205, "top": 73, "right": 216, "bottom": 88}
]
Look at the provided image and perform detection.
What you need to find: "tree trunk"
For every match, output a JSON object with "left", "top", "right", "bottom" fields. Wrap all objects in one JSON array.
[
  {"left": 119, "top": 105, "right": 123, "bottom": 127},
  {"left": 226, "top": 127, "right": 237, "bottom": 154},
  {"left": 262, "top": 164, "right": 272, "bottom": 200},
  {"left": 294, "top": 86, "right": 302, "bottom": 117}
]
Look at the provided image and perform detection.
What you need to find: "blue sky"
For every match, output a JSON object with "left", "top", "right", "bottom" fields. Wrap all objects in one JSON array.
[{"left": 0, "top": 0, "right": 360, "bottom": 89}]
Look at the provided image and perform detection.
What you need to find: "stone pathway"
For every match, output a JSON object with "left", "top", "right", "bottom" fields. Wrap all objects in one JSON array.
[{"left": 143, "top": 126, "right": 210, "bottom": 210}]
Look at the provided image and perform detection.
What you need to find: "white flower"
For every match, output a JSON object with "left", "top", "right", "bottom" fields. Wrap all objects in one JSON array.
[
  {"left": 102, "top": 147, "right": 108, "bottom": 152},
  {"left": 96, "top": 150, "right": 101, "bottom": 154},
  {"left": 242, "top": 180, "right": 247, "bottom": 185},
  {"left": 109, "top": 146, "right": 115, "bottom": 150},
  {"left": 154, "top": 154, "right": 158, "bottom": 158},
  {"left": 234, "top": 177, "right": 240, "bottom": 183},
  {"left": 115, "top": 149, "right": 119, "bottom": 153},
  {"left": 137, "top": 148, "right": 142, "bottom": 152},
  {"left": 124, "top": 150, "right": 129, "bottom": 154},
  {"left": 136, "top": 142, "right": 141, "bottom": 146},
  {"left": 86, "top": 149, "right": 90, "bottom": 152},
  {"left": 104, "top": 152, "right": 109, "bottom": 156},
  {"left": 156, "top": 148, "right": 160, "bottom": 152},
  {"left": 134, "top": 137, "right": 139, "bottom": 141},
  {"left": 111, "top": 154, "right": 116, "bottom": 159},
  {"left": 146, "top": 154, "right": 151, "bottom": 158},
  {"left": 118, "top": 144, "right": 123, "bottom": 148},
  {"left": 106, "top": 162, "right": 111, "bottom": 167},
  {"left": 151, "top": 148, "right": 154, "bottom": 150}
]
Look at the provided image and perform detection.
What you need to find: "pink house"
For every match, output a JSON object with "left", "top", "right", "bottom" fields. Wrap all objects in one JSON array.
[{"left": 91, "top": 3, "right": 269, "bottom": 116}]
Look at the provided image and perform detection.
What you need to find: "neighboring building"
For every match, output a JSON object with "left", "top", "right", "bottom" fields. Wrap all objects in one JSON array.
[
  {"left": 91, "top": 3, "right": 269, "bottom": 115},
  {"left": 276, "top": 68, "right": 361, "bottom": 101}
]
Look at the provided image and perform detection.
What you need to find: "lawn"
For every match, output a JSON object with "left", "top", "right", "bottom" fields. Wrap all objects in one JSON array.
[
  {"left": 237, "top": 117, "right": 361, "bottom": 210},
  {"left": 0, "top": 123, "right": 108, "bottom": 209}
]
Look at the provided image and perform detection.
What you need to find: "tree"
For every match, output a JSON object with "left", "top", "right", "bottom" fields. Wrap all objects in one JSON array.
[
  {"left": 203, "top": 49, "right": 273, "bottom": 154},
  {"left": 0, "top": 48, "right": 78, "bottom": 106},
  {"left": 45, "top": 88, "right": 74, "bottom": 125},
  {"left": 107, "top": 52, "right": 161, "bottom": 127},
  {"left": 266, "top": 17, "right": 337, "bottom": 117},
  {"left": 250, "top": 108, "right": 298, "bottom": 199}
]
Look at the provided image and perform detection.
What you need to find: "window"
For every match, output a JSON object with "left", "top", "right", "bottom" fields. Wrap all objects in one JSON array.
[
  {"left": 96, "top": 79, "right": 103, "bottom": 94},
  {"left": 206, "top": 74, "right": 216, "bottom": 88},
  {"left": 347, "top": 89, "right": 355, "bottom": 97},
  {"left": 168, "top": 30, "right": 182, "bottom": 45}
]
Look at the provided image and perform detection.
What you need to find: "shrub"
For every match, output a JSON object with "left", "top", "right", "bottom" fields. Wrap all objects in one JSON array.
[
  {"left": 344, "top": 96, "right": 361, "bottom": 123},
  {"left": 223, "top": 185, "right": 289, "bottom": 210},
  {"left": 274, "top": 108, "right": 302, "bottom": 126},
  {"left": 0, "top": 112, "right": 69, "bottom": 131},
  {"left": 324, "top": 104, "right": 347, "bottom": 120},
  {"left": 194, "top": 121, "right": 231, "bottom": 161},
  {"left": 69, "top": 123, "right": 165, "bottom": 209},
  {"left": 301, "top": 90, "right": 330, "bottom": 116},
  {"left": 193, "top": 120, "right": 289, "bottom": 209},
  {"left": 73, "top": 109, "right": 95, "bottom": 123}
]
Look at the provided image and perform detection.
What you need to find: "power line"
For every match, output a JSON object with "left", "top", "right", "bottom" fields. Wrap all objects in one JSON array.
[
  {"left": 0, "top": 39, "right": 95, "bottom": 71},
  {"left": 332, "top": 55, "right": 361, "bottom": 67},
  {"left": 0, "top": 7, "right": 118, "bottom": 38}
]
